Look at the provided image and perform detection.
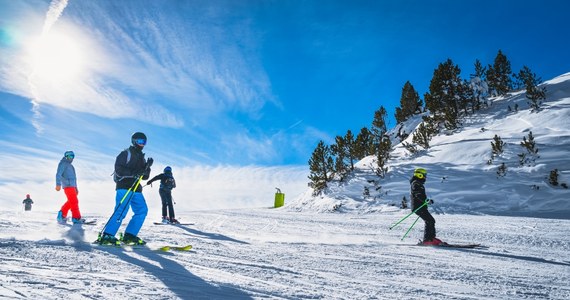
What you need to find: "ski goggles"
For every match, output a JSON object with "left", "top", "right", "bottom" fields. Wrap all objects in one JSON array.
[
  {"left": 414, "top": 172, "right": 426, "bottom": 179},
  {"left": 64, "top": 151, "right": 75, "bottom": 159},
  {"left": 134, "top": 138, "right": 146, "bottom": 146}
]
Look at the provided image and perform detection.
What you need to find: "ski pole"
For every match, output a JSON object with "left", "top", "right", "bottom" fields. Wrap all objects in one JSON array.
[
  {"left": 389, "top": 199, "right": 430, "bottom": 230},
  {"left": 401, "top": 215, "right": 421, "bottom": 240},
  {"left": 99, "top": 175, "right": 144, "bottom": 234},
  {"left": 115, "top": 175, "right": 144, "bottom": 221}
]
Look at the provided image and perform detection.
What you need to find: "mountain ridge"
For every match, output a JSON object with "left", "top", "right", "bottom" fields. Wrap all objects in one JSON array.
[{"left": 289, "top": 72, "right": 570, "bottom": 219}]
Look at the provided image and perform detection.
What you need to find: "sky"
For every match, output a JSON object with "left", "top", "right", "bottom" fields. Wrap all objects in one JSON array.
[{"left": 1, "top": 0, "right": 569, "bottom": 209}]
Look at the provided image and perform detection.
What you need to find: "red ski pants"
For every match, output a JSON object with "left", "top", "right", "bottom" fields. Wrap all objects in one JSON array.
[{"left": 61, "top": 187, "right": 81, "bottom": 219}]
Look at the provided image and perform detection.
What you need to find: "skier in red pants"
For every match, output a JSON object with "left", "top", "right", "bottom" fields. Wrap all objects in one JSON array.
[{"left": 55, "top": 151, "right": 85, "bottom": 224}]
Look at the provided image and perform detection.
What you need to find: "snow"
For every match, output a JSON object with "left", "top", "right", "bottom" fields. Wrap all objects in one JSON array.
[
  {"left": 1, "top": 209, "right": 569, "bottom": 299},
  {"left": 1, "top": 73, "right": 570, "bottom": 298}
]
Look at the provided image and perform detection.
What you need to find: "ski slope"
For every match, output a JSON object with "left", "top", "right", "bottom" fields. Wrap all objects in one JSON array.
[
  {"left": 1, "top": 208, "right": 569, "bottom": 299},
  {"left": 290, "top": 73, "right": 570, "bottom": 218}
]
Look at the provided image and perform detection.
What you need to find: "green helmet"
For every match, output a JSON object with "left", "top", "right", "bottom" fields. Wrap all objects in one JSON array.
[{"left": 413, "top": 168, "right": 427, "bottom": 179}]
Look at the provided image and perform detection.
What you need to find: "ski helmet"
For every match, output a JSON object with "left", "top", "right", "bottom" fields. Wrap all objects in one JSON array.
[
  {"left": 164, "top": 166, "right": 172, "bottom": 173},
  {"left": 131, "top": 132, "right": 147, "bottom": 147},
  {"left": 413, "top": 168, "right": 427, "bottom": 179},
  {"left": 26, "top": 194, "right": 30, "bottom": 198},
  {"left": 64, "top": 151, "right": 75, "bottom": 160}
]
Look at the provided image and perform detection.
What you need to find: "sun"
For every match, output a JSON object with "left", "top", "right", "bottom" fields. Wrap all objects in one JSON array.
[{"left": 29, "top": 31, "right": 84, "bottom": 82}]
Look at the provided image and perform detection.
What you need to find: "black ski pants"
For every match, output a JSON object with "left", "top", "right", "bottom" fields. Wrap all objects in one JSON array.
[
  {"left": 415, "top": 207, "right": 436, "bottom": 241},
  {"left": 159, "top": 188, "right": 175, "bottom": 220}
]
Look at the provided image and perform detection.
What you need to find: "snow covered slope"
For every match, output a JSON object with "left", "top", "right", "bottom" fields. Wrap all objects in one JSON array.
[
  {"left": 1, "top": 209, "right": 569, "bottom": 299},
  {"left": 290, "top": 73, "right": 570, "bottom": 219}
]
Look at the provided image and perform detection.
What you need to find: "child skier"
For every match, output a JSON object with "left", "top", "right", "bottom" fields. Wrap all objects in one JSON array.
[
  {"left": 22, "top": 194, "right": 34, "bottom": 211},
  {"left": 97, "top": 132, "right": 153, "bottom": 245},
  {"left": 410, "top": 168, "right": 442, "bottom": 245},
  {"left": 147, "top": 166, "right": 178, "bottom": 224},
  {"left": 56, "top": 151, "right": 85, "bottom": 224}
]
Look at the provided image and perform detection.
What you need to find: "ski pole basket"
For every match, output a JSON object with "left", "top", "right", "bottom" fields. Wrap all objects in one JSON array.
[{"left": 274, "top": 188, "right": 285, "bottom": 208}]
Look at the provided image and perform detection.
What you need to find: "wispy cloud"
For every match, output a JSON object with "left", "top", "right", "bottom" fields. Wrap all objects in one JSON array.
[
  {"left": 2, "top": 1, "right": 275, "bottom": 129},
  {"left": 0, "top": 1, "right": 318, "bottom": 166},
  {"left": 41, "top": 0, "right": 68, "bottom": 35},
  {"left": 27, "top": 0, "right": 69, "bottom": 133}
]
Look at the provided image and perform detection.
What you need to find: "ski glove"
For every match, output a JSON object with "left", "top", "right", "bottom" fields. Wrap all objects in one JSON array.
[{"left": 145, "top": 157, "right": 154, "bottom": 169}]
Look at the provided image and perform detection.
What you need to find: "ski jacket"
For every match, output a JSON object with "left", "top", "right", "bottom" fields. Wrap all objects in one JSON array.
[
  {"left": 56, "top": 158, "right": 77, "bottom": 188},
  {"left": 147, "top": 172, "right": 176, "bottom": 191},
  {"left": 114, "top": 146, "right": 150, "bottom": 192},
  {"left": 410, "top": 177, "right": 427, "bottom": 210}
]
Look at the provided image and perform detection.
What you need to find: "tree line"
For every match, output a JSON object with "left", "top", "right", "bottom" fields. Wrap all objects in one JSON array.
[{"left": 308, "top": 50, "right": 547, "bottom": 196}]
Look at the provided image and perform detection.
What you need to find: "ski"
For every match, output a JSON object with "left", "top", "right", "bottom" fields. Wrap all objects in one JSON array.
[
  {"left": 123, "top": 244, "right": 192, "bottom": 252},
  {"left": 153, "top": 222, "right": 194, "bottom": 226},
  {"left": 418, "top": 243, "right": 483, "bottom": 249},
  {"left": 93, "top": 242, "right": 192, "bottom": 252},
  {"left": 439, "top": 243, "right": 483, "bottom": 249},
  {"left": 162, "top": 245, "right": 193, "bottom": 251},
  {"left": 59, "top": 220, "right": 97, "bottom": 226}
]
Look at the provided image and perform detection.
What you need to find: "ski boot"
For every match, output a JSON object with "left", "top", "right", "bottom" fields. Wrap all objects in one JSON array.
[
  {"left": 421, "top": 238, "right": 444, "bottom": 246},
  {"left": 161, "top": 216, "right": 170, "bottom": 224},
  {"left": 57, "top": 211, "right": 67, "bottom": 224},
  {"left": 121, "top": 232, "right": 146, "bottom": 245},
  {"left": 72, "top": 218, "right": 86, "bottom": 224},
  {"left": 97, "top": 233, "right": 120, "bottom": 246},
  {"left": 169, "top": 218, "right": 180, "bottom": 225}
]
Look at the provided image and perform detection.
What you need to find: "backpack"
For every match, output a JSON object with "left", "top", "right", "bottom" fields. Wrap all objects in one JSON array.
[
  {"left": 161, "top": 176, "right": 175, "bottom": 190},
  {"left": 112, "top": 149, "right": 132, "bottom": 183}
]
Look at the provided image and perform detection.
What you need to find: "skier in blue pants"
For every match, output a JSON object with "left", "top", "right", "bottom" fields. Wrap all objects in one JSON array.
[
  {"left": 105, "top": 190, "right": 148, "bottom": 240},
  {"left": 98, "top": 132, "right": 153, "bottom": 245}
]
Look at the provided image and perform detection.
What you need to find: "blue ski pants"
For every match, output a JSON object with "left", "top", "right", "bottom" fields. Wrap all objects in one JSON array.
[{"left": 104, "top": 189, "right": 148, "bottom": 237}]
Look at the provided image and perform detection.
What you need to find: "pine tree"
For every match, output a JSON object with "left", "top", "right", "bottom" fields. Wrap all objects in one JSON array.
[
  {"left": 411, "top": 116, "right": 439, "bottom": 150},
  {"left": 469, "top": 59, "right": 489, "bottom": 112},
  {"left": 474, "top": 59, "right": 487, "bottom": 81},
  {"left": 344, "top": 130, "right": 356, "bottom": 171},
  {"left": 518, "top": 131, "right": 540, "bottom": 166},
  {"left": 424, "top": 58, "right": 466, "bottom": 130},
  {"left": 491, "top": 134, "right": 505, "bottom": 157},
  {"left": 514, "top": 65, "right": 546, "bottom": 112},
  {"left": 331, "top": 130, "right": 357, "bottom": 181},
  {"left": 375, "top": 136, "right": 391, "bottom": 178},
  {"left": 331, "top": 135, "right": 349, "bottom": 181},
  {"left": 486, "top": 50, "right": 513, "bottom": 96},
  {"left": 371, "top": 106, "right": 388, "bottom": 146},
  {"left": 497, "top": 163, "right": 507, "bottom": 178},
  {"left": 354, "top": 127, "right": 374, "bottom": 159},
  {"left": 549, "top": 169, "right": 559, "bottom": 186},
  {"left": 412, "top": 122, "right": 432, "bottom": 149},
  {"left": 395, "top": 81, "right": 422, "bottom": 123},
  {"left": 308, "top": 141, "right": 334, "bottom": 196}
]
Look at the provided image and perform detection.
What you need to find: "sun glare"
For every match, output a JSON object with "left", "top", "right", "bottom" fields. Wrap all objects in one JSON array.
[{"left": 29, "top": 32, "right": 83, "bottom": 82}]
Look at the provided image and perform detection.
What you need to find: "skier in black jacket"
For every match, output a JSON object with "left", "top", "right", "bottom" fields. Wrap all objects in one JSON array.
[
  {"left": 410, "top": 168, "right": 442, "bottom": 245},
  {"left": 147, "top": 166, "right": 178, "bottom": 224},
  {"left": 98, "top": 132, "right": 153, "bottom": 246}
]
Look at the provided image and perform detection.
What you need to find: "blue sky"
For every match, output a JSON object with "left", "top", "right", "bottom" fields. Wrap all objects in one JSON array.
[{"left": 1, "top": 0, "right": 569, "bottom": 169}]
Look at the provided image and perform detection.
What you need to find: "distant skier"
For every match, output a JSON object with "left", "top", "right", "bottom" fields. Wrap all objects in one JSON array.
[
  {"left": 147, "top": 166, "right": 179, "bottom": 224},
  {"left": 410, "top": 168, "right": 442, "bottom": 245},
  {"left": 97, "top": 132, "right": 153, "bottom": 245},
  {"left": 22, "top": 194, "right": 34, "bottom": 211},
  {"left": 56, "top": 151, "right": 85, "bottom": 224}
]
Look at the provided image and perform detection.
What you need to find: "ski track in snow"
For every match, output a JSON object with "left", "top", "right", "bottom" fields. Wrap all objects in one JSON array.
[{"left": 1, "top": 209, "right": 569, "bottom": 299}]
